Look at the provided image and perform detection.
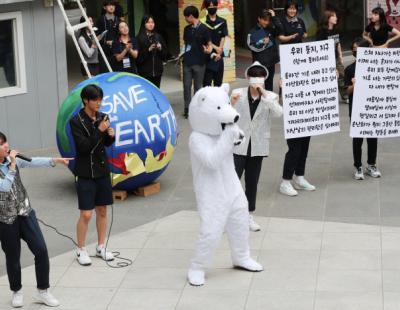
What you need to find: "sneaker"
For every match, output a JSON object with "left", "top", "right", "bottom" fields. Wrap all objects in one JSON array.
[
  {"left": 249, "top": 215, "right": 261, "bottom": 232},
  {"left": 11, "top": 290, "right": 23, "bottom": 308},
  {"left": 293, "top": 176, "right": 316, "bottom": 191},
  {"left": 187, "top": 269, "right": 205, "bottom": 286},
  {"left": 366, "top": 165, "right": 381, "bottom": 178},
  {"left": 279, "top": 181, "right": 298, "bottom": 196},
  {"left": 33, "top": 289, "right": 59, "bottom": 307},
  {"left": 76, "top": 247, "right": 92, "bottom": 266},
  {"left": 354, "top": 167, "right": 365, "bottom": 180},
  {"left": 96, "top": 245, "right": 114, "bottom": 261}
]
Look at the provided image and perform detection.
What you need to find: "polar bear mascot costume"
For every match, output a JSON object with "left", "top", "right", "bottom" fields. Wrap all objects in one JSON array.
[{"left": 187, "top": 83, "right": 263, "bottom": 286}]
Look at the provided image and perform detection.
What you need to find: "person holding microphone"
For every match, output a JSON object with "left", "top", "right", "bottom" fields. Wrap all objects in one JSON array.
[
  {"left": 69, "top": 84, "right": 115, "bottom": 267},
  {"left": 0, "top": 131, "right": 71, "bottom": 308}
]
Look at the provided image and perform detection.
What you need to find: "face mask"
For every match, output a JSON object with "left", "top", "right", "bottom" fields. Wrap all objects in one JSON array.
[
  {"left": 248, "top": 77, "right": 265, "bottom": 88},
  {"left": 352, "top": 51, "right": 357, "bottom": 58},
  {"left": 207, "top": 7, "right": 217, "bottom": 15}
]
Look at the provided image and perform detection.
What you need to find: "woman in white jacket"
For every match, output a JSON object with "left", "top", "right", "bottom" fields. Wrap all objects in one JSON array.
[{"left": 231, "top": 62, "right": 282, "bottom": 231}]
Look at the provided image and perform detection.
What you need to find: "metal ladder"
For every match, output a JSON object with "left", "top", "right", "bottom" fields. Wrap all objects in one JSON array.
[{"left": 55, "top": 0, "right": 113, "bottom": 78}]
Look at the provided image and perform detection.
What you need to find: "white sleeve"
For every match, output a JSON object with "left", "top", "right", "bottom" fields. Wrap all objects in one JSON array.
[
  {"left": 189, "top": 131, "right": 235, "bottom": 170},
  {"left": 262, "top": 92, "right": 283, "bottom": 117},
  {"left": 78, "top": 36, "right": 95, "bottom": 58}
]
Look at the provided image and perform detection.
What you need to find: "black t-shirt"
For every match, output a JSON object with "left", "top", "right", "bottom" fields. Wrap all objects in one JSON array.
[
  {"left": 96, "top": 15, "right": 119, "bottom": 45},
  {"left": 247, "top": 88, "right": 261, "bottom": 156},
  {"left": 365, "top": 23, "right": 394, "bottom": 46},
  {"left": 204, "top": 15, "right": 228, "bottom": 50},
  {"left": 344, "top": 61, "right": 356, "bottom": 118},
  {"left": 183, "top": 22, "right": 211, "bottom": 67},
  {"left": 279, "top": 16, "right": 307, "bottom": 45},
  {"left": 317, "top": 28, "right": 340, "bottom": 59},
  {"left": 112, "top": 36, "right": 138, "bottom": 73}
]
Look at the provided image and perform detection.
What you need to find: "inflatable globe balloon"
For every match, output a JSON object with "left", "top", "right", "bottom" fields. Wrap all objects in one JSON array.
[{"left": 56, "top": 72, "right": 177, "bottom": 190}]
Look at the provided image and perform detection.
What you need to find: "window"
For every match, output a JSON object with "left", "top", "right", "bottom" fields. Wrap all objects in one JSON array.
[{"left": 0, "top": 12, "right": 26, "bottom": 98}]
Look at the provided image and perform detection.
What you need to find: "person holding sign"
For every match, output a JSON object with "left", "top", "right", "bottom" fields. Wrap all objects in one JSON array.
[
  {"left": 363, "top": 7, "right": 400, "bottom": 48},
  {"left": 316, "top": 8, "right": 346, "bottom": 101},
  {"left": 277, "top": 1, "right": 308, "bottom": 45},
  {"left": 231, "top": 62, "right": 282, "bottom": 231},
  {"left": 345, "top": 38, "right": 381, "bottom": 180},
  {"left": 247, "top": 9, "right": 281, "bottom": 91}
]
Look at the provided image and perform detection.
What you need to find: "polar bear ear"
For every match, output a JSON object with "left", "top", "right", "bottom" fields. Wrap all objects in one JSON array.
[{"left": 221, "top": 83, "right": 230, "bottom": 94}]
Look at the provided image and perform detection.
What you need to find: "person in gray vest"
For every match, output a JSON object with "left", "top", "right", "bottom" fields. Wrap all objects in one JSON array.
[
  {"left": 231, "top": 62, "right": 282, "bottom": 231},
  {"left": 0, "top": 132, "right": 71, "bottom": 308}
]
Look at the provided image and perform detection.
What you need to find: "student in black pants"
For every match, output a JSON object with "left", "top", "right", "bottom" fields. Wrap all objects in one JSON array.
[
  {"left": 0, "top": 132, "right": 71, "bottom": 308},
  {"left": 247, "top": 9, "right": 280, "bottom": 91},
  {"left": 231, "top": 62, "right": 282, "bottom": 231},
  {"left": 201, "top": 0, "right": 228, "bottom": 87},
  {"left": 136, "top": 14, "right": 168, "bottom": 88},
  {"left": 345, "top": 38, "right": 381, "bottom": 180}
]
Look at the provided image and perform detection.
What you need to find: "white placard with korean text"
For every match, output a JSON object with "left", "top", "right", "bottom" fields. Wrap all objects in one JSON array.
[
  {"left": 280, "top": 39, "right": 340, "bottom": 139},
  {"left": 350, "top": 48, "right": 400, "bottom": 138}
]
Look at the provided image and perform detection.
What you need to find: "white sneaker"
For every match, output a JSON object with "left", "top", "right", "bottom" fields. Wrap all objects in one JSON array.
[
  {"left": 354, "top": 167, "right": 365, "bottom": 180},
  {"left": 76, "top": 247, "right": 92, "bottom": 266},
  {"left": 366, "top": 165, "right": 381, "bottom": 178},
  {"left": 233, "top": 258, "right": 263, "bottom": 272},
  {"left": 11, "top": 290, "right": 23, "bottom": 308},
  {"left": 279, "top": 181, "right": 298, "bottom": 196},
  {"left": 33, "top": 289, "right": 59, "bottom": 307},
  {"left": 249, "top": 215, "right": 261, "bottom": 232},
  {"left": 293, "top": 176, "right": 316, "bottom": 191},
  {"left": 187, "top": 269, "right": 205, "bottom": 286},
  {"left": 96, "top": 245, "right": 114, "bottom": 261}
]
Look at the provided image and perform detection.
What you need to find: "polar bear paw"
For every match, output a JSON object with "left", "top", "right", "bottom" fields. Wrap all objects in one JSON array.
[
  {"left": 187, "top": 269, "right": 205, "bottom": 286},
  {"left": 233, "top": 258, "right": 263, "bottom": 272}
]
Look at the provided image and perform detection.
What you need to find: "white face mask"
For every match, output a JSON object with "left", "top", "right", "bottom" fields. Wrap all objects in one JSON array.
[{"left": 248, "top": 77, "right": 265, "bottom": 89}]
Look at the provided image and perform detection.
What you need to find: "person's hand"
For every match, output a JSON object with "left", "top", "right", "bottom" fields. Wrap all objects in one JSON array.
[
  {"left": 156, "top": 42, "right": 162, "bottom": 50},
  {"left": 352, "top": 77, "right": 356, "bottom": 85},
  {"left": 53, "top": 158, "right": 73, "bottom": 166},
  {"left": 126, "top": 43, "right": 133, "bottom": 51},
  {"left": 107, "top": 127, "right": 115, "bottom": 137},
  {"left": 214, "top": 54, "right": 222, "bottom": 61},
  {"left": 268, "top": 9, "right": 275, "bottom": 17},
  {"left": 98, "top": 119, "right": 110, "bottom": 132},
  {"left": 106, "top": 40, "right": 113, "bottom": 46},
  {"left": 292, "top": 33, "right": 299, "bottom": 40},
  {"left": 230, "top": 93, "right": 241, "bottom": 106},
  {"left": 279, "top": 78, "right": 283, "bottom": 88},
  {"left": 9, "top": 150, "right": 18, "bottom": 166},
  {"left": 149, "top": 43, "right": 156, "bottom": 51},
  {"left": 91, "top": 43, "right": 97, "bottom": 49},
  {"left": 215, "top": 46, "right": 223, "bottom": 55},
  {"left": 263, "top": 37, "right": 270, "bottom": 45},
  {"left": 203, "top": 44, "right": 212, "bottom": 54},
  {"left": 377, "top": 43, "right": 389, "bottom": 48}
]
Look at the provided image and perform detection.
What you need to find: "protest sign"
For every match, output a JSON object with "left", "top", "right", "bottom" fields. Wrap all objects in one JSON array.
[
  {"left": 350, "top": 48, "right": 400, "bottom": 138},
  {"left": 280, "top": 39, "right": 340, "bottom": 139}
]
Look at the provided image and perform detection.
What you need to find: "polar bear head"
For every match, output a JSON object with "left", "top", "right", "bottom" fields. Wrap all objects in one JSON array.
[{"left": 189, "top": 83, "right": 240, "bottom": 136}]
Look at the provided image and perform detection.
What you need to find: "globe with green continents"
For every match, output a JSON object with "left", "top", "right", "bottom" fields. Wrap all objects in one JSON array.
[{"left": 56, "top": 72, "right": 177, "bottom": 190}]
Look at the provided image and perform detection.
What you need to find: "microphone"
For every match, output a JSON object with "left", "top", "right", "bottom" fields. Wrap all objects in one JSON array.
[{"left": 8, "top": 151, "right": 32, "bottom": 162}]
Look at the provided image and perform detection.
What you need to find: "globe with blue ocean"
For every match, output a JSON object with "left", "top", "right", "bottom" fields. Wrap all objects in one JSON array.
[{"left": 56, "top": 72, "right": 177, "bottom": 190}]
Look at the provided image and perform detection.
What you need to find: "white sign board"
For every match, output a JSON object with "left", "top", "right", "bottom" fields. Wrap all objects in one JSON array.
[
  {"left": 280, "top": 40, "right": 340, "bottom": 139},
  {"left": 350, "top": 48, "right": 400, "bottom": 138}
]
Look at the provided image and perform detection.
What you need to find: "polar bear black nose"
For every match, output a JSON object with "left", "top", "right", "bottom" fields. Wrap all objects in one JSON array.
[{"left": 234, "top": 115, "right": 239, "bottom": 123}]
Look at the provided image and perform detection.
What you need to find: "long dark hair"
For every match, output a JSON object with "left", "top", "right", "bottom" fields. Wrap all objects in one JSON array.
[
  {"left": 370, "top": 6, "right": 388, "bottom": 27},
  {"left": 138, "top": 14, "right": 156, "bottom": 37},
  {"left": 317, "top": 8, "right": 337, "bottom": 37},
  {"left": 78, "top": 16, "right": 93, "bottom": 47}
]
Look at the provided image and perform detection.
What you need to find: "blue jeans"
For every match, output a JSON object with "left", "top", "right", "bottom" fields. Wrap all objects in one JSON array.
[{"left": 0, "top": 210, "right": 50, "bottom": 291}]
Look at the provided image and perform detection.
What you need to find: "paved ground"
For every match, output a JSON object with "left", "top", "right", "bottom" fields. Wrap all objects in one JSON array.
[{"left": 1, "top": 58, "right": 400, "bottom": 308}]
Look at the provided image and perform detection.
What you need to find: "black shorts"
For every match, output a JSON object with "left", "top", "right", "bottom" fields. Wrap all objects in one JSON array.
[{"left": 75, "top": 176, "right": 113, "bottom": 210}]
